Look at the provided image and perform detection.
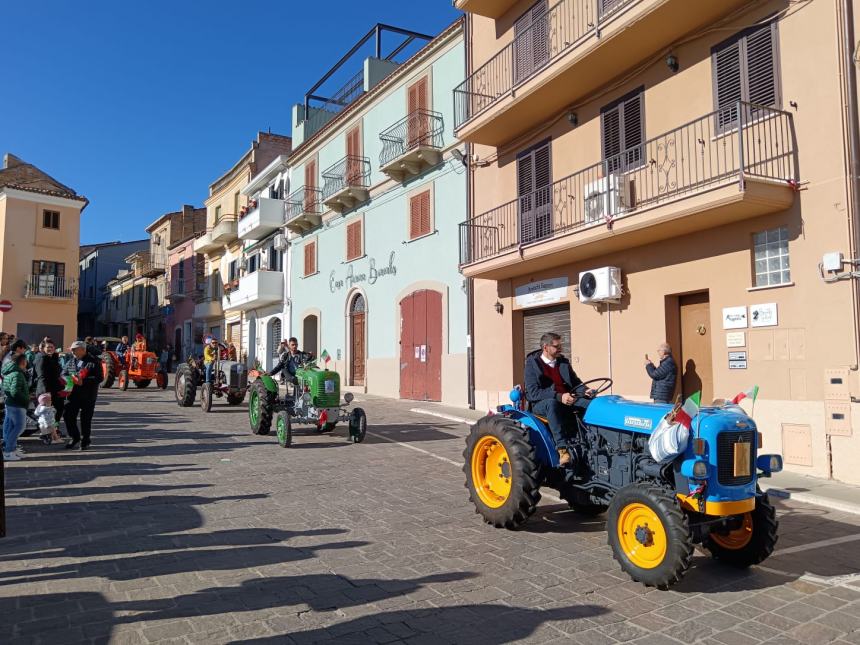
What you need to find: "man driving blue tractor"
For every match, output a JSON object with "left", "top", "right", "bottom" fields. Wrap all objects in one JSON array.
[{"left": 524, "top": 332, "right": 596, "bottom": 467}]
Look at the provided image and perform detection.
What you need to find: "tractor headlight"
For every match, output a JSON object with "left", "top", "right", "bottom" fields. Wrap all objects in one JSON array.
[
  {"left": 344, "top": 392, "right": 354, "bottom": 404},
  {"left": 756, "top": 454, "right": 783, "bottom": 474},
  {"left": 692, "top": 461, "right": 709, "bottom": 479}
]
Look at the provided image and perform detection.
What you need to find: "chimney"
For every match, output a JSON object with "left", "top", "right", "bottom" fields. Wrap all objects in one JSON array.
[{"left": 3, "top": 153, "right": 24, "bottom": 169}]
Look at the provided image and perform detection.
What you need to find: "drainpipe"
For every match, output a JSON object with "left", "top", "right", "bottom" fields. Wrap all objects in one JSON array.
[{"left": 464, "top": 13, "right": 476, "bottom": 410}]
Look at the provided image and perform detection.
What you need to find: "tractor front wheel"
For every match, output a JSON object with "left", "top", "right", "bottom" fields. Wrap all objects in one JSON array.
[
  {"left": 607, "top": 484, "right": 694, "bottom": 589},
  {"left": 704, "top": 493, "right": 778, "bottom": 567},
  {"left": 248, "top": 380, "right": 274, "bottom": 435},
  {"left": 175, "top": 365, "right": 196, "bottom": 407},
  {"left": 463, "top": 415, "right": 541, "bottom": 530},
  {"left": 348, "top": 408, "right": 366, "bottom": 443},
  {"left": 119, "top": 370, "right": 129, "bottom": 391},
  {"left": 276, "top": 412, "right": 292, "bottom": 448},
  {"left": 134, "top": 379, "right": 151, "bottom": 388},
  {"left": 200, "top": 383, "right": 213, "bottom": 413},
  {"left": 100, "top": 353, "right": 115, "bottom": 388}
]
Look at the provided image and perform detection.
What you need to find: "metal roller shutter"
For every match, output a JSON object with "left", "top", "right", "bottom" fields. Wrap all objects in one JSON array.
[{"left": 523, "top": 304, "right": 572, "bottom": 357}]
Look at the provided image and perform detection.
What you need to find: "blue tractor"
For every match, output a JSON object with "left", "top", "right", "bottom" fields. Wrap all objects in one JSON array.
[{"left": 463, "top": 379, "right": 784, "bottom": 588}]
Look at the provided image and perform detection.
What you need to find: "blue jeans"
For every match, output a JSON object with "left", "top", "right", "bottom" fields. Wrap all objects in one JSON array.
[
  {"left": 204, "top": 362, "right": 214, "bottom": 383},
  {"left": 3, "top": 406, "right": 26, "bottom": 453},
  {"left": 532, "top": 398, "right": 574, "bottom": 450}
]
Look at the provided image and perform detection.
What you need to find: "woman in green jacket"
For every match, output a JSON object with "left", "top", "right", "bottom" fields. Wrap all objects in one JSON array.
[{"left": 3, "top": 353, "right": 31, "bottom": 460}]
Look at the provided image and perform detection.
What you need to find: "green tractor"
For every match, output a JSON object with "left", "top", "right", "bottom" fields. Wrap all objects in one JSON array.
[{"left": 247, "top": 358, "right": 367, "bottom": 448}]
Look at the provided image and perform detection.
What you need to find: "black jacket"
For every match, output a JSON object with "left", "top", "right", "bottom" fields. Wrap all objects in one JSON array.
[
  {"left": 271, "top": 351, "right": 312, "bottom": 378},
  {"left": 646, "top": 354, "right": 677, "bottom": 402},
  {"left": 524, "top": 349, "right": 584, "bottom": 403},
  {"left": 65, "top": 352, "right": 101, "bottom": 403},
  {"left": 33, "top": 352, "right": 62, "bottom": 395}
]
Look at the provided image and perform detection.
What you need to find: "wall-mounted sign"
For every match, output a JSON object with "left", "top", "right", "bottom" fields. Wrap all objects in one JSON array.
[
  {"left": 722, "top": 306, "right": 748, "bottom": 329},
  {"left": 726, "top": 331, "right": 746, "bottom": 348},
  {"left": 729, "top": 360, "right": 748, "bottom": 369},
  {"left": 330, "top": 251, "right": 398, "bottom": 292},
  {"left": 420, "top": 345, "right": 427, "bottom": 363},
  {"left": 515, "top": 277, "right": 568, "bottom": 308},
  {"left": 750, "top": 302, "right": 778, "bottom": 328},
  {"left": 728, "top": 351, "right": 747, "bottom": 361}
]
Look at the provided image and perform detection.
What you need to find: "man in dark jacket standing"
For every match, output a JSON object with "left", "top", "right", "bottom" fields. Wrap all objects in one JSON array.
[
  {"left": 524, "top": 332, "right": 591, "bottom": 466},
  {"left": 645, "top": 342, "right": 677, "bottom": 403},
  {"left": 33, "top": 339, "right": 64, "bottom": 428},
  {"left": 63, "top": 341, "right": 101, "bottom": 450}
]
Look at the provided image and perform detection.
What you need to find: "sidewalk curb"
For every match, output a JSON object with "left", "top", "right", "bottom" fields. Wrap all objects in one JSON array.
[
  {"left": 409, "top": 408, "right": 477, "bottom": 426},
  {"left": 761, "top": 484, "right": 860, "bottom": 517}
]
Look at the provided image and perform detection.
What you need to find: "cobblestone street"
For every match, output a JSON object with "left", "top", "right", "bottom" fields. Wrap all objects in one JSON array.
[{"left": 1, "top": 382, "right": 859, "bottom": 644}]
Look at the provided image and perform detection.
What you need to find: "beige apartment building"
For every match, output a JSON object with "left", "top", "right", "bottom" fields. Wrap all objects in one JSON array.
[
  {"left": 0, "top": 153, "right": 88, "bottom": 346},
  {"left": 456, "top": 0, "right": 860, "bottom": 484},
  {"left": 193, "top": 132, "right": 292, "bottom": 354}
]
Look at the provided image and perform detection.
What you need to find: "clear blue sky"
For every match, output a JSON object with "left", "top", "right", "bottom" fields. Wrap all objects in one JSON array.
[{"left": 1, "top": 1, "right": 461, "bottom": 244}]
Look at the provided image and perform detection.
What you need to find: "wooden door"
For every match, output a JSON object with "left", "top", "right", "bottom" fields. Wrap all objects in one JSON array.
[
  {"left": 679, "top": 292, "right": 713, "bottom": 403},
  {"left": 400, "top": 290, "right": 442, "bottom": 401},
  {"left": 407, "top": 77, "right": 429, "bottom": 147},
  {"left": 346, "top": 127, "right": 362, "bottom": 186},
  {"left": 350, "top": 294, "right": 366, "bottom": 386}
]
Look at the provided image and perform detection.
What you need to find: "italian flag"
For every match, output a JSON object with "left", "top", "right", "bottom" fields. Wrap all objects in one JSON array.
[
  {"left": 732, "top": 385, "right": 759, "bottom": 405},
  {"left": 674, "top": 392, "right": 701, "bottom": 430},
  {"left": 320, "top": 349, "right": 331, "bottom": 365}
]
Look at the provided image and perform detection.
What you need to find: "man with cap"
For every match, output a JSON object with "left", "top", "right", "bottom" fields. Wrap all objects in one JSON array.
[{"left": 63, "top": 340, "right": 102, "bottom": 450}]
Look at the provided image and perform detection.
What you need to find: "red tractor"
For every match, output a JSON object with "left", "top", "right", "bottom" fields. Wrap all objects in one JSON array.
[{"left": 98, "top": 335, "right": 167, "bottom": 391}]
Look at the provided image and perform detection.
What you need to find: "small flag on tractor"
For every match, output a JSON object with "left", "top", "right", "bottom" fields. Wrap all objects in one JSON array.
[
  {"left": 320, "top": 349, "right": 331, "bottom": 365},
  {"left": 731, "top": 385, "right": 759, "bottom": 405},
  {"left": 673, "top": 391, "right": 701, "bottom": 430}
]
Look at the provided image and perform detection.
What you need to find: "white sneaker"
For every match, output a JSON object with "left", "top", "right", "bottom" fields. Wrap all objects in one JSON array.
[
  {"left": 3, "top": 452, "right": 21, "bottom": 461},
  {"left": 14, "top": 448, "right": 27, "bottom": 458}
]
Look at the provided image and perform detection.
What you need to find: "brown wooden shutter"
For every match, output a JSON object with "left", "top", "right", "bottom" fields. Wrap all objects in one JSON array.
[
  {"left": 409, "top": 194, "right": 421, "bottom": 239},
  {"left": 305, "top": 159, "right": 317, "bottom": 210},
  {"left": 408, "top": 77, "right": 430, "bottom": 146},
  {"left": 304, "top": 241, "right": 316, "bottom": 276},
  {"left": 346, "top": 221, "right": 362, "bottom": 260},
  {"left": 346, "top": 127, "right": 361, "bottom": 185},
  {"left": 419, "top": 191, "right": 431, "bottom": 236}
]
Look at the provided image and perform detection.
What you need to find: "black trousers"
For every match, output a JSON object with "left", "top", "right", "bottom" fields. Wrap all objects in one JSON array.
[
  {"left": 64, "top": 398, "right": 95, "bottom": 443},
  {"left": 50, "top": 393, "right": 65, "bottom": 427},
  {"left": 532, "top": 398, "right": 575, "bottom": 449}
]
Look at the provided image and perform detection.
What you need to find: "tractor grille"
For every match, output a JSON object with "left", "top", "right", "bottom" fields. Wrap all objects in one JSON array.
[{"left": 717, "top": 430, "right": 755, "bottom": 486}]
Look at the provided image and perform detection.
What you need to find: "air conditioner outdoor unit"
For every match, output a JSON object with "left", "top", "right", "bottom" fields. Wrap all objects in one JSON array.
[
  {"left": 273, "top": 234, "right": 287, "bottom": 250},
  {"left": 578, "top": 266, "right": 622, "bottom": 304},
  {"left": 583, "top": 174, "right": 633, "bottom": 224}
]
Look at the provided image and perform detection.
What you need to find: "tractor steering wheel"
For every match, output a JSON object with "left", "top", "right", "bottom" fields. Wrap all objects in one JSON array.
[{"left": 579, "top": 377, "right": 613, "bottom": 398}]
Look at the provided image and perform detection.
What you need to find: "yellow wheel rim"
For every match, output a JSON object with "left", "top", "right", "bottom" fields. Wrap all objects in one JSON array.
[
  {"left": 471, "top": 436, "right": 513, "bottom": 509},
  {"left": 617, "top": 502, "right": 668, "bottom": 569},
  {"left": 710, "top": 512, "right": 753, "bottom": 550}
]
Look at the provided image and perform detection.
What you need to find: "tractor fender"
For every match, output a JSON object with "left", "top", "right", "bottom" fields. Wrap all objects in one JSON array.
[
  {"left": 501, "top": 409, "right": 559, "bottom": 469},
  {"left": 257, "top": 373, "right": 279, "bottom": 394}
]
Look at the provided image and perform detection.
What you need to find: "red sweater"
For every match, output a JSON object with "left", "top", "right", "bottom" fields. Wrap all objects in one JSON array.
[{"left": 541, "top": 361, "right": 567, "bottom": 395}]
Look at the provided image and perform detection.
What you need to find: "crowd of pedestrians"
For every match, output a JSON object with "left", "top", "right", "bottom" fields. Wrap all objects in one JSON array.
[{"left": 0, "top": 332, "right": 102, "bottom": 461}]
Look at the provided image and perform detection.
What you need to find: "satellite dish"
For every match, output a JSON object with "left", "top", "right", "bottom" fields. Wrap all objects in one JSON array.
[{"left": 579, "top": 272, "right": 597, "bottom": 299}]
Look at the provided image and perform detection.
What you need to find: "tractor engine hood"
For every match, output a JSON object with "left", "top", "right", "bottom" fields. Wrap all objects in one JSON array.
[{"left": 583, "top": 396, "right": 673, "bottom": 434}]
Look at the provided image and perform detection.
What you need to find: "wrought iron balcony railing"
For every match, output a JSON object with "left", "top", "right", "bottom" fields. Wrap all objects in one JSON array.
[
  {"left": 321, "top": 156, "right": 371, "bottom": 201},
  {"left": 454, "top": 0, "right": 636, "bottom": 129},
  {"left": 459, "top": 102, "right": 798, "bottom": 266},
  {"left": 286, "top": 187, "right": 323, "bottom": 221},
  {"left": 25, "top": 275, "right": 78, "bottom": 300},
  {"left": 379, "top": 110, "right": 444, "bottom": 167}
]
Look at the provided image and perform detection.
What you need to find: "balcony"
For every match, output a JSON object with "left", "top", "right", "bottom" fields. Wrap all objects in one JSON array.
[
  {"left": 459, "top": 103, "right": 798, "bottom": 279},
  {"left": 24, "top": 275, "right": 78, "bottom": 300},
  {"left": 193, "top": 217, "right": 238, "bottom": 254},
  {"left": 168, "top": 277, "right": 201, "bottom": 301},
  {"left": 222, "top": 270, "right": 283, "bottom": 312},
  {"left": 127, "top": 303, "right": 145, "bottom": 320},
  {"left": 379, "top": 110, "right": 444, "bottom": 182},
  {"left": 238, "top": 197, "right": 285, "bottom": 240},
  {"left": 454, "top": 0, "right": 519, "bottom": 19},
  {"left": 286, "top": 187, "right": 323, "bottom": 234},
  {"left": 194, "top": 295, "right": 223, "bottom": 320},
  {"left": 139, "top": 261, "right": 166, "bottom": 278},
  {"left": 454, "top": 0, "right": 752, "bottom": 146},
  {"left": 322, "top": 156, "right": 371, "bottom": 214}
]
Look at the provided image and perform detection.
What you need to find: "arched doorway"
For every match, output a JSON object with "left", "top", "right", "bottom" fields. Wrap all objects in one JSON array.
[
  {"left": 349, "top": 293, "right": 366, "bottom": 386},
  {"left": 303, "top": 315, "right": 318, "bottom": 357},
  {"left": 267, "top": 317, "right": 282, "bottom": 370},
  {"left": 400, "top": 289, "right": 442, "bottom": 401}
]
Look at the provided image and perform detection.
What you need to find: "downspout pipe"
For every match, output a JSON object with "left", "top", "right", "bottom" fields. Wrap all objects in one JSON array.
[{"left": 463, "top": 14, "right": 476, "bottom": 410}]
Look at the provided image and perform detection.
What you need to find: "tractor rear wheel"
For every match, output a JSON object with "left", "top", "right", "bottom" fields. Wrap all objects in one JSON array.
[
  {"left": 119, "top": 370, "right": 129, "bottom": 391},
  {"left": 200, "top": 383, "right": 213, "bottom": 412},
  {"left": 100, "top": 353, "right": 115, "bottom": 388},
  {"left": 348, "top": 408, "right": 366, "bottom": 443},
  {"left": 227, "top": 390, "right": 245, "bottom": 406},
  {"left": 276, "top": 412, "right": 292, "bottom": 448},
  {"left": 607, "top": 484, "right": 693, "bottom": 589},
  {"left": 463, "top": 415, "right": 541, "bottom": 529},
  {"left": 248, "top": 380, "right": 274, "bottom": 435},
  {"left": 704, "top": 493, "right": 778, "bottom": 567},
  {"left": 134, "top": 379, "right": 151, "bottom": 388},
  {"left": 175, "top": 364, "right": 196, "bottom": 407}
]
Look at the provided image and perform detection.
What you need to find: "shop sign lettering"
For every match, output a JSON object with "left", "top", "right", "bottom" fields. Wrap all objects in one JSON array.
[{"left": 330, "top": 251, "right": 397, "bottom": 292}]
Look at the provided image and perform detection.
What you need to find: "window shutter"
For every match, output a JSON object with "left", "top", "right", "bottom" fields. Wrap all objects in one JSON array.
[
  {"left": 514, "top": 1, "right": 547, "bottom": 83},
  {"left": 745, "top": 23, "right": 777, "bottom": 108},
  {"left": 714, "top": 40, "right": 742, "bottom": 128},
  {"left": 602, "top": 91, "right": 643, "bottom": 171},
  {"left": 533, "top": 143, "right": 551, "bottom": 190},
  {"left": 622, "top": 94, "right": 643, "bottom": 168},
  {"left": 304, "top": 242, "right": 316, "bottom": 276},
  {"left": 347, "top": 221, "right": 361, "bottom": 260},
  {"left": 518, "top": 141, "right": 552, "bottom": 243},
  {"left": 305, "top": 159, "right": 317, "bottom": 210},
  {"left": 602, "top": 105, "right": 622, "bottom": 167},
  {"left": 419, "top": 191, "right": 431, "bottom": 236},
  {"left": 409, "top": 194, "right": 421, "bottom": 239}
]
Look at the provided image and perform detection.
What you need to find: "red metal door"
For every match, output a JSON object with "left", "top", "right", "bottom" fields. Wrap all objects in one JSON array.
[{"left": 399, "top": 290, "right": 442, "bottom": 401}]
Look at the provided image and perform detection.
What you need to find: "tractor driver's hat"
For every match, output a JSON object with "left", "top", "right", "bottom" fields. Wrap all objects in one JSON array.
[{"left": 69, "top": 341, "right": 86, "bottom": 350}]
